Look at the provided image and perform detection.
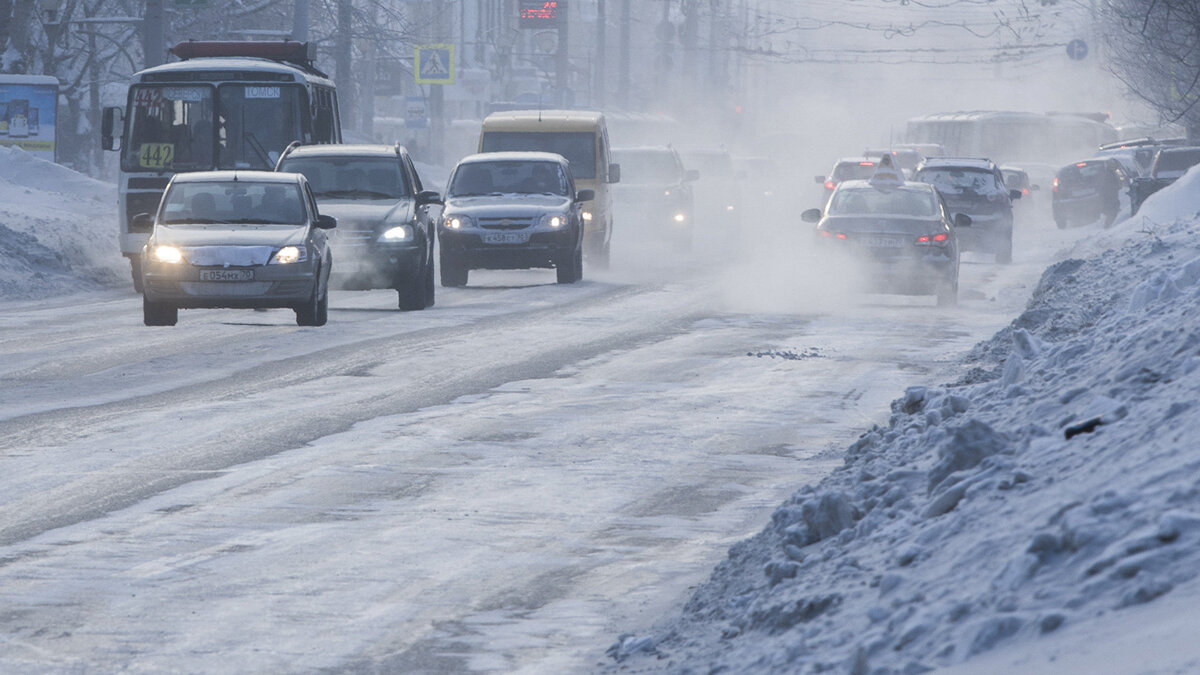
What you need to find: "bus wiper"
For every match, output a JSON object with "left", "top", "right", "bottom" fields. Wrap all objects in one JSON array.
[{"left": 245, "top": 132, "right": 272, "bottom": 168}]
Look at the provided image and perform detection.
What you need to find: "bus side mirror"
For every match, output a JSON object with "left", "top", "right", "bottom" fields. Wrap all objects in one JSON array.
[
  {"left": 607, "top": 163, "right": 621, "bottom": 184},
  {"left": 102, "top": 106, "right": 123, "bottom": 151}
]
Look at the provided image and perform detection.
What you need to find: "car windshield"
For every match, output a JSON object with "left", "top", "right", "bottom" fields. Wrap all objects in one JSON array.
[
  {"left": 159, "top": 181, "right": 307, "bottom": 225},
  {"left": 612, "top": 150, "right": 682, "bottom": 184},
  {"left": 832, "top": 161, "right": 876, "bottom": 182},
  {"left": 828, "top": 187, "right": 939, "bottom": 217},
  {"left": 280, "top": 156, "right": 412, "bottom": 200},
  {"left": 448, "top": 160, "right": 570, "bottom": 197},
  {"left": 917, "top": 167, "right": 1000, "bottom": 193}
]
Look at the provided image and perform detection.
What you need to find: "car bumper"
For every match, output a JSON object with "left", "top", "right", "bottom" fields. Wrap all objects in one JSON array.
[
  {"left": 143, "top": 262, "right": 319, "bottom": 309},
  {"left": 954, "top": 213, "right": 1011, "bottom": 252},
  {"left": 330, "top": 242, "right": 423, "bottom": 289},
  {"left": 819, "top": 243, "right": 957, "bottom": 294},
  {"left": 441, "top": 229, "right": 579, "bottom": 270}
]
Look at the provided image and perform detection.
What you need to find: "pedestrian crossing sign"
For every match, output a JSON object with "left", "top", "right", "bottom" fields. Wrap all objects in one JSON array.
[{"left": 415, "top": 45, "right": 455, "bottom": 85}]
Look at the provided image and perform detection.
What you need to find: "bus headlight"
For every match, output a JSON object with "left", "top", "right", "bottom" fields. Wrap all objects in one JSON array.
[{"left": 151, "top": 245, "right": 183, "bottom": 264}]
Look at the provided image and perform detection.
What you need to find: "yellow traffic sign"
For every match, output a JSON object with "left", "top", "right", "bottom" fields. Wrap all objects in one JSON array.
[{"left": 415, "top": 45, "right": 455, "bottom": 85}]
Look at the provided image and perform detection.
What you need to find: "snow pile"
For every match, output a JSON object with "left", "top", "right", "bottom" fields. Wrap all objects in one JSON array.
[
  {"left": 0, "top": 146, "right": 125, "bottom": 299},
  {"left": 612, "top": 175, "right": 1200, "bottom": 672}
]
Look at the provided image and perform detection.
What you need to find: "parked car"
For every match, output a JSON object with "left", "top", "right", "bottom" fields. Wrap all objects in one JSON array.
[
  {"left": 1051, "top": 158, "right": 1130, "bottom": 228},
  {"left": 1129, "top": 146, "right": 1200, "bottom": 214},
  {"left": 611, "top": 145, "right": 699, "bottom": 250},
  {"left": 276, "top": 143, "right": 442, "bottom": 310},
  {"left": 914, "top": 157, "right": 1020, "bottom": 263},
  {"left": 438, "top": 152, "right": 593, "bottom": 286},
  {"left": 139, "top": 171, "right": 335, "bottom": 326},
  {"left": 801, "top": 157, "right": 969, "bottom": 306}
]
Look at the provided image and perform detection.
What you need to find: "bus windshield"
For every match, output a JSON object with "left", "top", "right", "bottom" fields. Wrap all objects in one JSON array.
[
  {"left": 122, "top": 83, "right": 304, "bottom": 172},
  {"left": 481, "top": 132, "right": 597, "bottom": 179}
]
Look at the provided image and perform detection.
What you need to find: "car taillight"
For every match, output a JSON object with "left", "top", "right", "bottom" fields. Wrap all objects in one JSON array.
[
  {"left": 1052, "top": 177, "right": 1059, "bottom": 193},
  {"left": 824, "top": 180, "right": 836, "bottom": 190},
  {"left": 915, "top": 232, "right": 949, "bottom": 246},
  {"left": 1022, "top": 187, "right": 1030, "bottom": 196},
  {"left": 818, "top": 230, "right": 847, "bottom": 240},
  {"left": 858, "top": 162, "right": 875, "bottom": 167}
]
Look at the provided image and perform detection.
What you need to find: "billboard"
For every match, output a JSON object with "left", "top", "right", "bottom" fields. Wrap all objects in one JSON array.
[{"left": 0, "top": 75, "right": 58, "bottom": 162}]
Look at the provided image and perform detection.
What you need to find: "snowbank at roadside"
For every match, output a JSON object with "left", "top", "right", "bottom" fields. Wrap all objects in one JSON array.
[
  {"left": 610, "top": 168, "right": 1200, "bottom": 673},
  {"left": 0, "top": 146, "right": 125, "bottom": 299}
]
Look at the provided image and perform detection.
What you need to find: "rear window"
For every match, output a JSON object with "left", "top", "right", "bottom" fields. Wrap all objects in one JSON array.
[
  {"left": 828, "top": 187, "right": 938, "bottom": 217},
  {"left": 481, "top": 132, "right": 597, "bottom": 179},
  {"left": 916, "top": 167, "right": 1000, "bottom": 192},
  {"left": 832, "top": 161, "right": 876, "bottom": 182},
  {"left": 1057, "top": 163, "right": 1106, "bottom": 187},
  {"left": 1001, "top": 170, "right": 1027, "bottom": 189},
  {"left": 1154, "top": 149, "right": 1200, "bottom": 174}
]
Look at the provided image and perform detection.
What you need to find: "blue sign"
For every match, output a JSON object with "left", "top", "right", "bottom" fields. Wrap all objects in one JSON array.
[
  {"left": 1067, "top": 39, "right": 1088, "bottom": 61},
  {"left": 415, "top": 45, "right": 454, "bottom": 85}
]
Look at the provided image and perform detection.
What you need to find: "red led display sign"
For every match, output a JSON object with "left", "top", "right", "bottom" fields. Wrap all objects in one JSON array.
[{"left": 519, "top": 0, "right": 564, "bottom": 28}]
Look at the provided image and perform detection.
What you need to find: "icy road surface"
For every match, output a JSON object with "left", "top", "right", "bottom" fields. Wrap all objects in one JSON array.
[{"left": 0, "top": 229, "right": 1077, "bottom": 672}]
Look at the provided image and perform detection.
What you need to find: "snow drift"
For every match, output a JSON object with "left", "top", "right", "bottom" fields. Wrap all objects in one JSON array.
[
  {"left": 611, "top": 170, "right": 1200, "bottom": 672},
  {"left": 0, "top": 146, "right": 125, "bottom": 299}
]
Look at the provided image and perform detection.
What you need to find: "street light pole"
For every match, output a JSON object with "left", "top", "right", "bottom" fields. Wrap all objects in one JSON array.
[
  {"left": 143, "top": 0, "right": 165, "bottom": 68},
  {"left": 293, "top": 0, "right": 310, "bottom": 42}
]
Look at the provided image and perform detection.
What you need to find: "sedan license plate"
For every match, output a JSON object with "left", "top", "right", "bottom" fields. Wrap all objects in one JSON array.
[
  {"left": 482, "top": 232, "right": 530, "bottom": 245},
  {"left": 200, "top": 269, "right": 254, "bottom": 282},
  {"left": 860, "top": 236, "right": 906, "bottom": 248}
]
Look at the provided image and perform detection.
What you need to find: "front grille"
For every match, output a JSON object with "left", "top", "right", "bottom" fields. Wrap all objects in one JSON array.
[
  {"left": 332, "top": 228, "right": 374, "bottom": 244},
  {"left": 126, "top": 191, "right": 164, "bottom": 231},
  {"left": 179, "top": 281, "right": 273, "bottom": 296},
  {"left": 479, "top": 217, "right": 535, "bottom": 230}
]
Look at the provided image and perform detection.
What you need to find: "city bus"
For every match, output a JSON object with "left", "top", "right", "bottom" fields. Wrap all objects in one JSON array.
[
  {"left": 102, "top": 41, "right": 341, "bottom": 290},
  {"left": 905, "top": 111, "right": 1118, "bottom": 166}
]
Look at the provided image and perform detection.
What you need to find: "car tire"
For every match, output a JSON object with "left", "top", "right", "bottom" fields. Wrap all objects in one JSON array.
[
  {"left": 131, "top": 257, "right": 144, "bottom": 294},
  {"left": 143, "top": 296, "right": 177, "bottom": 326},
  {"left": 296, "top": 283, "right": 328, "bottom": 327},
  {"left": 440, "top": 253, "right": 468, "bottom": 287},
  {"left": 936, "top": 280, "right": 958, "bottom": 307},
  {"left": 423, "top": 253, "right": 436, "bottom": 307},
  {"left": 397, "top": 264, "right": 426, "bottom": 311},
  {"left": 557, "top": 248, "right": 582, "bottom": 284}
]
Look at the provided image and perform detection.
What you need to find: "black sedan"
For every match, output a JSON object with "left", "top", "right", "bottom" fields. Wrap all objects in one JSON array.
[
  {"left": 801, "top": 175, "right": 970, "bottom": 306},
  {"left": 139, "top": 171, "right": 335, "bottom": 326},
  {"left": 438, "top": 152, "right": 593, "bottom": 286}
]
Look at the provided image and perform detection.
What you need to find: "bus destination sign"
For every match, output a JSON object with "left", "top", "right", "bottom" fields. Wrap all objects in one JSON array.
[{"left": 519, "top": 0, "right": 564, "bottom": 28}]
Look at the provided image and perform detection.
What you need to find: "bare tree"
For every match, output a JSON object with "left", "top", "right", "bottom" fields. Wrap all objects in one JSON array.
[{"left": 1102, "top": 0, "right": 1200, "bottom": 138}]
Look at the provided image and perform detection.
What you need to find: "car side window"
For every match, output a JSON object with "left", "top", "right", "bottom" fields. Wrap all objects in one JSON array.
[
  {"left": 303, "top": 182, "right": 319, "bottom": 222},
  {"left": 404, "top": 155, "right": 424, "bottom": 192}
]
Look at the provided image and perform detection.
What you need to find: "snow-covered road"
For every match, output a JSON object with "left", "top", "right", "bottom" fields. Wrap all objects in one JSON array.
[{"left": 0, "top": 222, "right": 1072, "bottom": 673}]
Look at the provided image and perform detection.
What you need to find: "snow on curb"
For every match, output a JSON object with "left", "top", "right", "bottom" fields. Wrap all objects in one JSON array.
[
  {"left": 0, "top": 146, "right": 125, "bottom": 299},
  {"left": 612, "top": 184, "right": 1200, "bottom": 673}
]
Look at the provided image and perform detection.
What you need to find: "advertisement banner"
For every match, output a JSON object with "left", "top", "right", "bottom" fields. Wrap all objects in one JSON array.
[{"left": 0, "top": 75, "right": 59, "bottom": 162}]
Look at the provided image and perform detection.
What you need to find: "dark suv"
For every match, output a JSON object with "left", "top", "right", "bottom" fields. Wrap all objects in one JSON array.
[
  {"left": 611, "top": 146, "right": 699, "bottom": 250},
  {"left": 276, "top": 143, "right": 442, "bottom": 310},
  {"left": 914, "top": 157, "right": 1020, "bottom": 263}
]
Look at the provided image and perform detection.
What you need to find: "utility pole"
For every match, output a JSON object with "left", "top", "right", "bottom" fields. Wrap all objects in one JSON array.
[
  {"left": 293, "top": 0, "right": 310, "bottom": 42},
  {"left": 556, "top": 1, "right": 570, "bottom": 103},
  {"left": 143, "top": 0, "right": 165, "bottom": 68},
  {"left": 336, "top": 0, "right": 354, "bottom": 131},
  {"left": 619, "top": 0, "right": 630, "bottom": 107},
  {"left": 596, "top": 0, "right": 606, "bottom": 107}
]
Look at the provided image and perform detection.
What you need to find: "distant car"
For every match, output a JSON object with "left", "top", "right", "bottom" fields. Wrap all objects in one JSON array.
[
  {"left": 139, "top": 170, "right": 336, "bottom": 326},
  {"left": 914, "top": 157, "right": 1020, "bottom": 263},
  {"left": 276, "top": 143, "right": 442, "bottom": 310},
  {"left": 1053, "top": 158, "right": 1131, "bottom": 228},
  {"left": 863, "top": 148, "right": 923, "bottom": 177},
  {"left": 1000, "top": 165, "right": 1040, "bottom": 222},
  {"left": 895, "top": 142, "right": 946, "bottom": 159},
  {"left": 438, "top": 151, "right": 593, "bottom": 286},
  {"left": 815, "top": 157, "right": 878, "bottom": 204},
  {"left": 1130, "top": 146, "right": 1200, "bottom": 214},
  {"left": 611, "top": 145, "right": 699, "bottom": 249},
  {"left": 681, "top": 147, "right": 742, "bottom": 231},
  {"left": 801, "top": 158, "right": 969, "bottom": 306}
]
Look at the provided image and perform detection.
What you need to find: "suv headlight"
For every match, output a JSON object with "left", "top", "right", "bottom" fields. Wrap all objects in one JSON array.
[
  {"left": 539, "top": 213, "right": 567, "bottom": 229},
  {"left": 270, "top": 245, "right": 308, "bottom": 264},
  {"left": 444, "top": 214, "right": 473, "bottom": 230},
  {"left": 381, "top": 224, "right": 413, "bottom": 241}
]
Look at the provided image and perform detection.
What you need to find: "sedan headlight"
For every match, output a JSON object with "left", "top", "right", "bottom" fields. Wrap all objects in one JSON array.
[
  {"left": 151, "top": 245, "right": 183, "bottom": 264},
  {"left": 270, "top": 245, "right": 308, "bottom": 265},
  {"left": 381, "top": 225, "right": 413, "bottom": 241},
  {"left": 444, "top": 214, "right": 473, "bottom": 230},
  {"left": 539, "top": 213, "right": 567, "bottom": 229}
]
